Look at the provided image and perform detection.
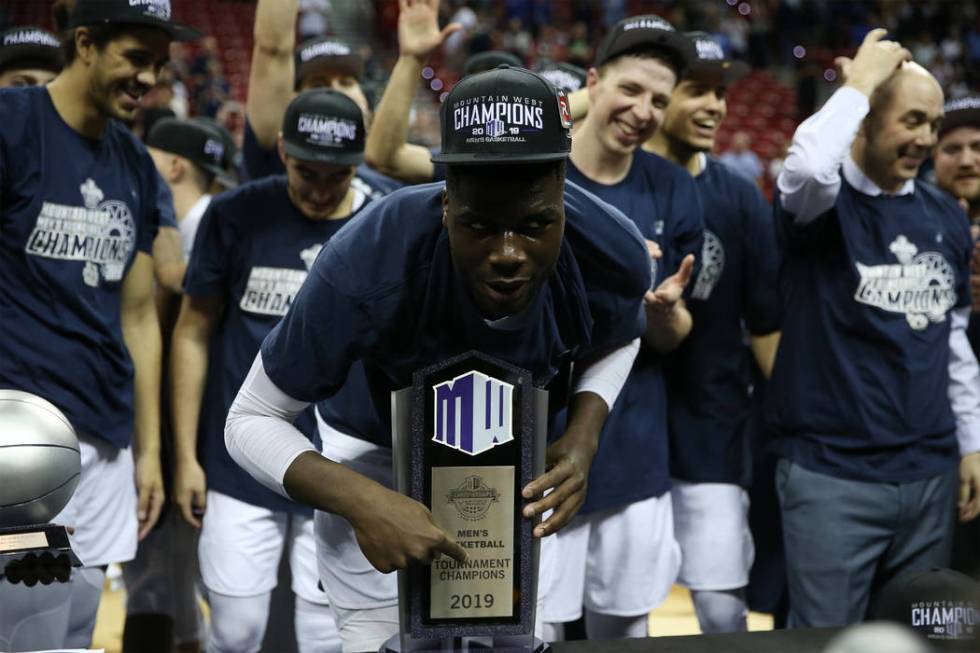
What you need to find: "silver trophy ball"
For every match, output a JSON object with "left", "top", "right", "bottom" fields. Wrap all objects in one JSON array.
[{"left": 0, "top": 389, "right": 81, "bottom": 527}]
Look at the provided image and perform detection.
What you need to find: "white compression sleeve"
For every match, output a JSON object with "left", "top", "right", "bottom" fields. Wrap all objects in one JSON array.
[
  {"left": 225, "top": 354, "right": 318, "bottom": 498},
  {"left": 573, "top": 338, "right": 640, "bottom": 411}
]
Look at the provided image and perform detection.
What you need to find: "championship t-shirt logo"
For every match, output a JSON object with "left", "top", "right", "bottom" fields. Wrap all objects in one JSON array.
[
  {"left": 691, "top": 229, "right": 725, "bottom": 300},
  {"left": 453, "top": 95, "right": 545, "bottom": 145},
  {"left": 854, "top": 234, "right": 957, "bottom": 330},
  {"left": 25, "top": 177, "right": 137, "bottom": 287},
  {"left": 432, "top": 371, "right": 514, "bottom": 456},
  {"left": 239, "top": 246, "right": 320, "bottom": 317}
]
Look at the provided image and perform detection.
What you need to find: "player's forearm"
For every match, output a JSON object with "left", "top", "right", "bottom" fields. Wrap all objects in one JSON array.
[
  {"left": 248, "top": 0, "right": 299, "bottom": 149},
  {"left": 644, "top": 303, "right": 692, "bottom": 353},
  {"left": 152, "top": 226, "right": 186, "bottom": 294},
  {"left": 170, "top": 321, "right": 211, "bottom": 464},
  {"left": 283, "top": 449, "right": 392, "bottom": 522},
  {"left": 123, "top": 291, "right": 163, "bottom": 458},
  {"left": 365, "top": 54, "right": 425, "bottom": 169},
  {"left": 562, "top": 391, "right": 609, "bottom": 454}
]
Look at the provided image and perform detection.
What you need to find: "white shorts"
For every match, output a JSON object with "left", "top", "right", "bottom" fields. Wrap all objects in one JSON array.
[
  {"left": 540, "top": 492, "right": 681, "bottom": 622},
  {"left": 123, "top": 507, "right": 204, "bottom": 643},
  {"left": 671, "top": 480, "right": 754, "bottom": 591},
  {"left": 53, "top": 433, "right": 138, "bottom": 567},
  {"left": 198, "top": 490, "right": 328, "bottom": 605},
  {"left": 314, "top": 419, "right": 557, "bottom": 615}
]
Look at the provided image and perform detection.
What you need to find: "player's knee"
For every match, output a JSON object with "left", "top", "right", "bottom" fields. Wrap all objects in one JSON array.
[
  {"left": 206, "top": 593, "right": 268, "bottom": 653},
  {"left": 691, "top": 589, "right": 747, "bottom": 633}
]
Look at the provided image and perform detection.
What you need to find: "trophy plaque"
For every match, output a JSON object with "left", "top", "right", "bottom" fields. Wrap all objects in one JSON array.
[{"left": 382, "top": 351, "right": 550, "bottom": 652}]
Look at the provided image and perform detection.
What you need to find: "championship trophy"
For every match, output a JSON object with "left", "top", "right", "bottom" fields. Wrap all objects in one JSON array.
[
  {"left": 0, "top": 390, "right": 83, "bottom": 587},
  {"left": 382, "top": 351, "right": 550, "bottom": 652}
]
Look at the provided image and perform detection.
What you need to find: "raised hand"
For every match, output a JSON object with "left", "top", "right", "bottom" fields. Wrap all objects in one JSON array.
[
  {"left": 835, "top": 28, "right": 911, "bottom": 97},
  {"left": 398, "top": 0, "right": 462, "bottom": 60}
]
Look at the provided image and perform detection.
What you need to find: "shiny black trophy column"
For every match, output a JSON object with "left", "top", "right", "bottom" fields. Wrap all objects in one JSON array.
[{"left": 382, "top": 351, "right": 550, "bottom": 652}]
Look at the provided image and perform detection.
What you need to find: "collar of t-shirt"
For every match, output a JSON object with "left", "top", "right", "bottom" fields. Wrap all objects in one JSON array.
[
  {"left": 483, "top": 305, "right": 531, "bottom": 331},
  {"left": 842, "top": 156, "right": 915, "bottom": 197},
  {"left": 695, "top": 152, "right": 707, "bottom": 177}
]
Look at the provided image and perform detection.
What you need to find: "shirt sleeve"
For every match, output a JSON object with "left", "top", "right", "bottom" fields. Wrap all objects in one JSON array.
[
  {"left": 742, "top": 182, "right": 782, "bottom": 335},
  {"left": 777, "top": 86, "right": 870, "bottom": 225},
  {"left": 259, "top": 241, "right": 380, "bottom": 402},
  {"left": 225, "top": 353, "right": 318, "bottom": 497},
  {"left": 573, "top": 338, "right": 640, "bottom": 410},
  {"left": 948, "top": 307, "right": 980, "bottom": 455},
  {"left": 183, "top": 199, "right": 231, "bottom": 297}
]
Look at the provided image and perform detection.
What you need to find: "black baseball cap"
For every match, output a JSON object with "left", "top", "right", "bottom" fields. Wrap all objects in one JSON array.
[
  {"left": 432, "top": 65, "right": 572, "bottom": 166},
  {"left": 462, "top": 50, "right": 523, "bottom": 77},
  {"left": 874, "top": 569, "right": 980, "bottom": 651},
  {"left": 294, "top": 37, "right": 363, "bottom": 90},
  {"left": 146, "top": 117, "right": 228, "bottom": 180},
  {"left": 191, "top": 117, "right": 239, "bottom": 187},
  {"left": 0, "top": 26, "right": 63, "bottom": 74},
  {"left": 281, "top": 89, "right": 365, "bottom": 166},
  {"left": 940, "top": 96, "right": 980, "bottom": 138},
  {"left": 595, "top": 14, "right": 696, "bottom": 76},
  {"left": 684, "top": 31, "right": 751, "bottom": 85},
  {"left": 68, "top": 0, "right": 200, "bottom": 42},
  {"left": 536, "top": 62, "right": 588, "bottom": 93}
]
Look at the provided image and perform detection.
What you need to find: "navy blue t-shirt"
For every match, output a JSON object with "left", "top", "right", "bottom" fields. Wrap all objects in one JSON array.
[
  {"left": 0, "top": 87, "right": 166, "bottom": 449},
  {"left": 262, "top": 181, "right": 651, "bottom": 449},
  {"left": 184, "top": 175, "right": 367, "bottom": 513},
  {"left": 666, "top": 158, "right": 781, "bottom": 485},
  {"left": 241, "top": 118, "right": 403, "bottom": 200},
  {"left": 769, "top": 177, "right": 972, "bottom": 483},
  {"left": 562, "top": 152, "right": 704, "bottom": 513}
]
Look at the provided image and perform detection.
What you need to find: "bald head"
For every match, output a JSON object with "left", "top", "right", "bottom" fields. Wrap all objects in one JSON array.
[{"left": 870, "top": 62, "right": 943, "bottom": 115}]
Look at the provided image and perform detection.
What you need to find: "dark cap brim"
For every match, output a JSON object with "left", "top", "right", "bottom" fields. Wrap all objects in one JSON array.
[
  {"left": 687, "top": 59, "right": 751, "bottom": 85},
  {"left": 597, "top": 29, "right": 696, "bottom": 71},
  {"left": 430, "top": 151, "right": 569, "bottom": 165},
  {"left": 282, "top": 140, "right": 364, "bottom": 166},
  {"left": 73, "top": 15, "right": 201, "bottom": 42}
]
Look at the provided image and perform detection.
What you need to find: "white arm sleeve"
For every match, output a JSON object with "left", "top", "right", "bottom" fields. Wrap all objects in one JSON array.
[
  {"left": 573, "top": 338, "right": 640, "bottom": 411},
  {"left": 225, "top": 353, "right": 318, "bottom": 498},
  {"left": 948, "top": 307, "right": 980, "bottom": 455},
  {"left": 777, "top": 86, "right": 870, "bottom": 225}
]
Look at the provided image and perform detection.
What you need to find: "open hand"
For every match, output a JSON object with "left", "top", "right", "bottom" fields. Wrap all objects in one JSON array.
[
  {"left": 521, "top": 430, "right": 596, "bottom": 538},
  {"left": 645, "top": 254, "right": 695, "bottom": 316},
  {"left": 398, "top": 0, "right": 462, "bottom": 60},
  {"left": 836, "top": 29, "right": 911, "bottom": 96}
]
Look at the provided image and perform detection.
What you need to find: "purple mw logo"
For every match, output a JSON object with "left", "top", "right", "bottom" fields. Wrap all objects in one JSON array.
[{"left": 432, "top": 371, "right": 514, "bottom": 455}]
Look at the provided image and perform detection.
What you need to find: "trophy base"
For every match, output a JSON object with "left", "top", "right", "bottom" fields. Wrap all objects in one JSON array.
[
  {"left": 380, "top": 634, "right": 550, "bottom": 652},
  {"left": 0, "top": 523, "right": 81, "bottom": 586}
]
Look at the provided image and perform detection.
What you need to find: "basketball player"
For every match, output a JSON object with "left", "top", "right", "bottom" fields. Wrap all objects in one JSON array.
[
  {"left": 0, "top": 0, "right": 198, "bottom": 649},
  {"left": 242, "top": 0, "right": 399, "bottom": 199},
  {"left": 225, "top": 66, "right": 651, "bottom": 652},
  {"left": 122, "top": 117, "right": 229, "bottom": 653},
  {"left": 171, "top": 90, "right": 372, "bottom": 653},
  {"left": 646, "top": 32, "right": 781, "bottom": 633},
  {"left": 771, "top": 30, "right": 980, "bottom": 626},
  {"left": 537, "top": 17, "right": 704, "bottom": 642}
]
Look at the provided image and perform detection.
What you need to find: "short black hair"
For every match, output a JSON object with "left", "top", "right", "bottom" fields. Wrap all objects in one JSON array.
[
  {"left": 445, "top": 159, "right": 566, "bottom": 196},
  {"left": 597, "top": 44, "right": 684, "bottom": 80},
  {"left": 61, "top": 24, "right": 130, "bottom": 65}
]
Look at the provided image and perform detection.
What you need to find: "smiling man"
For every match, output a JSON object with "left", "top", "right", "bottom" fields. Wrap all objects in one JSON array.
[
  {"left": 0, "top": 1, "right": 197, "bottom": 650},
  {"left": 772, "top": 30, "right": 980, "bottom": 627},
  {"left": 934, "top": 97, "right": 980, "bottom": 227},
  {"left": 224, "top": 66, "right": 652, "bottom": 652}
]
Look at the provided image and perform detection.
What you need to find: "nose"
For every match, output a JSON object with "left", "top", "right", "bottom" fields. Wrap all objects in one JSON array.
[
  {"left": 914, "top": 123, "right": 937, "bottom": 148},
  {"left": 136, "top": 67, "right": 157, "bottom": 89},
  {"left": 487, "top": 230, "right": 526, "bottom": 276}
]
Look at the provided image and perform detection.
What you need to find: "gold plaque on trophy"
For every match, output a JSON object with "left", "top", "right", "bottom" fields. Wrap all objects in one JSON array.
[{"left": 429, "top": 465, "right": 515, "bottom": 619}]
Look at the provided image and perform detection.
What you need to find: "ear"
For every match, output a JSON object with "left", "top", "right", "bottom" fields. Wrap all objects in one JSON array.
[
  {"left": 73, "top": 26, "right": 98, "bottom": 66},
  {"left": 277, "top": 133, "right": 288, "bottom": 167},
  {"left": 586, "top": 66, "right": 601, "bottom": 96},
  {"left": 169, "top": 156, "right": 186, "bottom": 184},
  {"left": 441, "top": 188, "right": 449, "bottom": 228}
]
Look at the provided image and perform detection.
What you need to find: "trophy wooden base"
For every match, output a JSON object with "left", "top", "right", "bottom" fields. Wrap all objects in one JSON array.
[{"left": 380, "top": 634, "right": 550, "bottom": 652}]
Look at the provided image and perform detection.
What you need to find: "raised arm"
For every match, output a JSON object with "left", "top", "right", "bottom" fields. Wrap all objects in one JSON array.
[
  {"left": 246, "top": 0, "right": 300, "bottom": 150},
  {"left": 364, "top": 0, "right": 459, "bottom": 183},
  {"left": 121, "top": 252, "right": 164, "bottom": 540},
  {"left": 778, "top": 29, "right": 910, "bottom": 224}
]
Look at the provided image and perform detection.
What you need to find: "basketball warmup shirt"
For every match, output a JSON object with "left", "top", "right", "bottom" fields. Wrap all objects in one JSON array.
[
  {"left": 666, "top": 157, "right": 781, "bottom": 485},
  {"left": 184, "top": 175, "right": 367, "bottom": 513},
  {"left": 770, "top": 173, "right": 972, "bottom": 483},
  {"left": 241, "top": 118, "right": 402, "bottom": 199},
  {"left": 0, "top": 87, "right": 168, "bottom": 449},
  {"left": 262, "top": 181, "right": 652, "bottom": 448},
  {"left": 553, "top": 151, "right": 704, "bottom": 514}
]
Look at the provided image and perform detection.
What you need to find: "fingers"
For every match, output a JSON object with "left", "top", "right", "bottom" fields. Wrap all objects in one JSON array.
[
  {"left": 646, "top": 240, "right": 662, "bottom": 260},
  {"left": 643, "top": 289, "right": 658, "bottom": 306},
  {"left": 861, "top": 28, "right": 889, "bottom": 46},
  {"left": 138, "top": 485, "right": 163, "bottom": 540},
  {"left": 440, "top": 22, "right": 463, "bottom": 41},
  {"left": 534, "top": 491, "right": 584, "bottom": 538},
  {"left": 521, "top": 459, "right": 571, "bottom": 506},
  {"left": 436, "top": 533, "right": 468, "bottom": 564},
  {"left": 674, "top": 254, "right": 695, "bottom": 287}
]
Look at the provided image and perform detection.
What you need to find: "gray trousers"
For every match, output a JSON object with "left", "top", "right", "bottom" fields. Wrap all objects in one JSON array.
[{"left": 776, "top": 458, "right": 958, "bottom": 628}]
